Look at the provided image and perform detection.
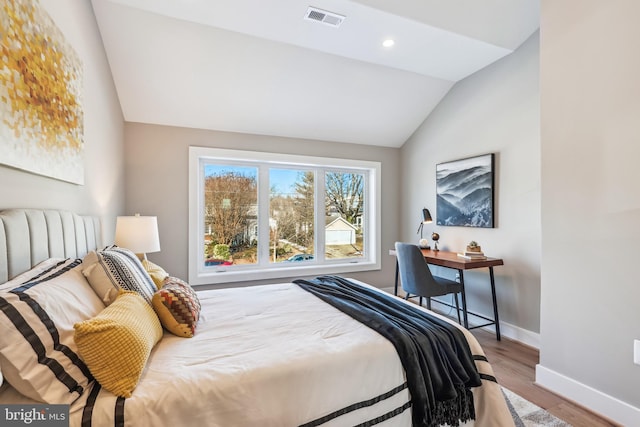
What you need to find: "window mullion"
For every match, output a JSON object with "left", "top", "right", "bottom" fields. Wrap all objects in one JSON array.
[
  {"left": 315, "top": 169, "right": 325, "bottom": 262},
  {"left": 257, "top": 165, "right": 271, "bottom": 266}
]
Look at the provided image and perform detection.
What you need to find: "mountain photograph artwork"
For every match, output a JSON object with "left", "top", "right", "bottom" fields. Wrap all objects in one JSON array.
[{"left": 436, "top": 154, "right": 494, "bottom": 228}]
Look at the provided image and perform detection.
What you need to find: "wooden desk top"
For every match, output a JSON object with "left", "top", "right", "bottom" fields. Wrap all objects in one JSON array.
[
  {"left": 420, "top": 249, "right": 504, "bottom": 270},
  {"left": 389, "top": 248, "right": 504, "bottom": 270}
]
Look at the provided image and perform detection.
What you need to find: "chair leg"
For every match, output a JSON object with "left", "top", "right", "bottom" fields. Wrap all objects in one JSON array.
[
  {"left": 404, "top": 293, "right": 410, "bottom": 300},
  {"left": 419, "top": 296, "right": 423, "bottom": 307},
  {"left": 426, "top": 297, "right": 431, "bottom": 310},
  {"left": 454, "top": 294, "right": 461, "bottom": 325}
]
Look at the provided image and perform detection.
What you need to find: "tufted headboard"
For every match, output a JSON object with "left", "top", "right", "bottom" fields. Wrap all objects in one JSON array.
[{"left": 0, "top": 209, "right": 102, "bottom": 283}]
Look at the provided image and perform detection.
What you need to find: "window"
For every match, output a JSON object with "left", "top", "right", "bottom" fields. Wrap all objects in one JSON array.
[{"left": 189, "top": 147, "right": 381, "bottom": 285}]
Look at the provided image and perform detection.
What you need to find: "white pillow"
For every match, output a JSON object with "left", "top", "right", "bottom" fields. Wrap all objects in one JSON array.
[
  {"left": 0, "top": 259, "right": 105, "bottom": 404},
  {"left": 81, "top": 247, "right": 156, "bottom": 306}
]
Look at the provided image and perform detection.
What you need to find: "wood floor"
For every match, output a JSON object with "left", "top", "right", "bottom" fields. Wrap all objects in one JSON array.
[{"left": 472, "top": 329, "right": 619, "bottom": 427}]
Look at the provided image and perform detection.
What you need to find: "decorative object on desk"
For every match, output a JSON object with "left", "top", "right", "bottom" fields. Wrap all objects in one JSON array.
[
  {"left": 416, "top": 208, "right": 433, "bottom": 248},
  {"left": 115, "top": 214, "right": 161, "bottom": 260},
  {"left": 436, "top": 153, "right": 494, "bottom": 228},
  {"left": 431, "top": 232, "right": 440, "bottom": 251},
  {"left": 466, "top": 240, "right": 482, "bottom": 252},
  {"left": 458, "top": 242, "right": 486, "bottom": 259}
]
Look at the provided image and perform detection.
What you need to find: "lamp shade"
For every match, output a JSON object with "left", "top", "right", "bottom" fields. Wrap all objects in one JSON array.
[
  {"left": 422, "top": 208, "right": 433, "bottom": 223},
  {"left": 114, "top": 215, "right": 160, "bottom": 254},
  {"left": 417, "top": 208, "right": 433, "bottom": 239}
]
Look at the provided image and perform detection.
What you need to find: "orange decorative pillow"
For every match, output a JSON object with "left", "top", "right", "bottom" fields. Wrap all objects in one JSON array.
[{"left": 152, "top": 277, "right": 201, "bottom": 338}]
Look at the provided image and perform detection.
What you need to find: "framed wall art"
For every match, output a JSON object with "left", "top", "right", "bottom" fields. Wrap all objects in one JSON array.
[
  {"left": 0, "top": 0, "right": 84, "bottom": 184},
  {"left": 436, "top": 153, "right": 494, "bottom": 228}
]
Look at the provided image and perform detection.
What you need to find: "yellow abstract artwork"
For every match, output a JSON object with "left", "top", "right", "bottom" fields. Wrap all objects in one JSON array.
[{"left": 0, "top": 0, "right": 84, "bottom": 184}]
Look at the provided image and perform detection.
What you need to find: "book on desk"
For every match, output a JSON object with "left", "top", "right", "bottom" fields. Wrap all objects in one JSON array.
[{"left": 457, "top": 251, "right": 487, "bottom": 260}]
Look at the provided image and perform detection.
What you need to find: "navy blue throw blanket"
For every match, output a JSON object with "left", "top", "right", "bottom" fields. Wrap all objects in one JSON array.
[{"left": 293, "top": 276, "right": 481, "bottom": 427}]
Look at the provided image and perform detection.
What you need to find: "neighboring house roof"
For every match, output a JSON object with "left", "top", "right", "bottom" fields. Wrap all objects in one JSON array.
[{"left": 325, "top": 215, "right": 358, "bottom": 231}]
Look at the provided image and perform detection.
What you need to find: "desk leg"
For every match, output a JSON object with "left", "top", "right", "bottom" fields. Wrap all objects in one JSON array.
[
  {"left": 394, "top": 260, "right": 399, "bottom": 296},
  {"left": 489, "top": 267, "right": 501, "bottom": 341},
  {"left": 458, "top": 269, "right": 469, "bottom": 329}
]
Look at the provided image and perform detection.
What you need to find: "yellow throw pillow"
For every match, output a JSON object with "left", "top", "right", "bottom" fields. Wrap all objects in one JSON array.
[
  {"left": 74, "top": 291, "right": 163, "bottom": 398},
  {"left": 142, "top": 259, "right": 169, "bottom": 289}
]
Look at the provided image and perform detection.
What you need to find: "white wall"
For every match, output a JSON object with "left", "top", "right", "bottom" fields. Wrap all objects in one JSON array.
[
  {"left": 400, "top": 33, "right": 541, "bottom": 344},
  {"left": 538, "top": 1, "right": 640, "bottom": 424},
  {"left": 123, "top": 123, "right": 400, "bottom": 289},
  {"left": 0, "top": 0, "right": 125, "bottom": 240}
]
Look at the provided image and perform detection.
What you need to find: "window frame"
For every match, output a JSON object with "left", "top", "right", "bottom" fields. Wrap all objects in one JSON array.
[{"left": 188, "top": 146, "right": 381, "bottom": 286}]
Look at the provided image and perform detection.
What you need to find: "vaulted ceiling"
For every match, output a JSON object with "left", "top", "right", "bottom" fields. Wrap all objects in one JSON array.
[{"left": 92, "top": 0, "right": 539, "bottom": 147}]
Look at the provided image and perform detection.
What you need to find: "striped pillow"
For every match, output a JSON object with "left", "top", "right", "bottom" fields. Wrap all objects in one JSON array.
[
  {"left": 0, "top": 259, "right": 105, "bottom": 404},
  {"left": 82, "top": 247, "right": 156, "bottom": 306}
]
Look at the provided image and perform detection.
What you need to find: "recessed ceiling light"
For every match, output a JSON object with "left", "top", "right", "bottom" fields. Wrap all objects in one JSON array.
[{"left": 382, "top": 39, "right": 395, "bottom": 48}]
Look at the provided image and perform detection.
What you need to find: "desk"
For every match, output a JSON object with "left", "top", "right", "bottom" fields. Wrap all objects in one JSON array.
[{"left": 391, "top": 249, "right": 504, "bottom": 340}]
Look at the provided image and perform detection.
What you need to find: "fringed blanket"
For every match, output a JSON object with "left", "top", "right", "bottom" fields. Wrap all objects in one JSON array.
[{"left": 293, "top": 275, "right": 482, "bottom": 427}]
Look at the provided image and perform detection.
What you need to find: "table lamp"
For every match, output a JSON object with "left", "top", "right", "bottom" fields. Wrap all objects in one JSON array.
[{"left": 114, "top": 214, "right": 160, "bottom": 260}]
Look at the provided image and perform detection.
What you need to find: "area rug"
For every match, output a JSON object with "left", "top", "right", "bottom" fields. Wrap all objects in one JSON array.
[{"left": 503, "top": 387, "right": 572, "bottom": 426}]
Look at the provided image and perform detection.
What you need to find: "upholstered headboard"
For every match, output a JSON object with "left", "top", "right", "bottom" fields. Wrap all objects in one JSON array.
[{"left": 0, "top": 209, "right": 101, "bottom": 283}]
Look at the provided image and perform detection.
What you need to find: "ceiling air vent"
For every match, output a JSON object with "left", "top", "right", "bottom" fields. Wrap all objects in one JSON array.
[{"left": 304, "top": 7, "right": 345, "bottom": 28}]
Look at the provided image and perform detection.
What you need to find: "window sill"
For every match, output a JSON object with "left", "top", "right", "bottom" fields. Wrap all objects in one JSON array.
[{"left": 189, "top": 260, "right": 380, "bottom": 286}]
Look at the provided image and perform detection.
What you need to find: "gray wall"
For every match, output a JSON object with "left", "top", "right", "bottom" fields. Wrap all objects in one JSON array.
[
  {"left": 123, "top": 123, "right": 400, "bottom": 289},
  {"left": 538, "top": 1, "right": 640, "bottom": 422},
  {"left": 400, "top": 33, "right": 541, "bottom": 344},
  {"left": 0, "top": 0, "right": 125, "bottom": 241}
]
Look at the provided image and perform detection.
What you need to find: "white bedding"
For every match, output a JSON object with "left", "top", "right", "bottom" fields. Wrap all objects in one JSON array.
[{"left": 1, "top": 281, "right": 513, "bottom": 427}]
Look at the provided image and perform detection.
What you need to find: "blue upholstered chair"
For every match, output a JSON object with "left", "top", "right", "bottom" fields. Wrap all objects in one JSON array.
[{"left": 394, "top": 242, "right": 464, "bottom": 325}]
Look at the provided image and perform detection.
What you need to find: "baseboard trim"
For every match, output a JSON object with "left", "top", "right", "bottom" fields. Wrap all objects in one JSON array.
[
  {"left": 378, "top": 287, "right": 541, "bottom": 349},
  {"left": 536, "top": 364, "right": 640, "bottom": 426}
]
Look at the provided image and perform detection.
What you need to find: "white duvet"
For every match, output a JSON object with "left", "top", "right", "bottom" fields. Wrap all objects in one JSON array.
[{"left": 0, "top": 281, "right": 513, "bottom": 427}]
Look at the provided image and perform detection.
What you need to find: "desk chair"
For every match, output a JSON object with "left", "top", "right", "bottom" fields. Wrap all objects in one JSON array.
[{"left": 394, "top": 242, "right": 465, "bottom": 325}]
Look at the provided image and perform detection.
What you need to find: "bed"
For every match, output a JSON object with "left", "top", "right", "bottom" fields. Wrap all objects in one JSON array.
[{"left": 0, "top": 209, "right": 514, "bottom": 427}]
